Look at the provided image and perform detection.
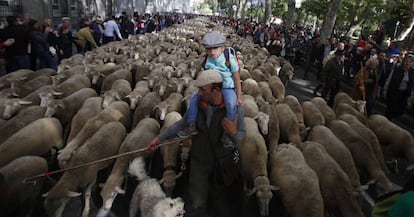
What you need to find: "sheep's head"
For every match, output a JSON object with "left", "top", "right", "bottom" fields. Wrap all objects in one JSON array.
[{"left": 153, "top": 197, "right": 185, "bottom": 217}]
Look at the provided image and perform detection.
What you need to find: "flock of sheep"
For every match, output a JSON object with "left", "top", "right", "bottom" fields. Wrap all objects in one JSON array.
[{"left": 0, "top": 16, "right": 413, "bottom": 217}]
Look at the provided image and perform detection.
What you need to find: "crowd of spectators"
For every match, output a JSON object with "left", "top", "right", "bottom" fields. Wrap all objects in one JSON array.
[{"left": 0, "top": 12, "right": 186, "bottom": 76}]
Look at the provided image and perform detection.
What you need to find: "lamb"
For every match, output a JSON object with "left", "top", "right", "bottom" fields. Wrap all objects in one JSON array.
[
  {"left": 241, "top": 95, "right": 269, "bottom": 135},
  {"left": 259, "top": 103, "right": 280, "bottom": 151},
  {"left": 126, "top": 80, "right": 150, "bottom": 110},
  {"left": 328, "top": 120, "right": 394, "bottom": 196},
  {"left": 2, "top": 98, "right": 32, "bottom": 119},
  {"left": 368, "top": 114, "right": 414, "bottom": 171},
  {"left": 54, "top": 74, "right": 91, "bottom": 97},
  {"left": 133, "top": 92, "right": 162, "bottom": 128},
  {"left": 0, "top": 69, "right": 33, "bottom": 90},
  {"left": 159, "top": 112, "right": 184, "bottom": 196},
  {"left": 127, "top": 157, "right": 185, "bottom": 217},
  {"left": 0, "top": 156, "right": 48, "bottom": 217},
  {"left": 239, "top": 117, "right": 278, "bottom": 217},
  {"left": 241, "top": 78, "right": 264, "bottom": 105},
  {"left": 67, "top": 97, "right": 103, "bottom": 143},
  {"left": 307, "top": 125, "right": 362, "bottom": 192},
  {"left": 339, "top": 114, "right": 389, "bottom": 174},
  {"left": 100, "top": 68, "right": 132, "bottom": 93},
  {"left": 310, "top": 97, "right": 336, "bottom": 124},
  {"left": 297, "top": 141, "right": 365, "bottom": 217},
  {"left": 279, "top": 61, "right": 294, "bottom": 86},
  {"left": 0, "top": 118, "right": 63, "bottom": 168},
  {"left": 154, "top": 93, "right": 183, "bottom": 121},
  {"left": 0, "top": 105, "right": 45, "bottom": 144},
  {"left": 99, "top": 118, "right": 160, "bottom": 217},
  {"left": 333, "top": 92, "right": 366, "bottom": 115},
  {"left": 8, "top": 75, "right": 52, "bottom": 97},
  {"left": 302, "top": 101, "right": 325, "bottom": 128},
  {"left": 44, "top": 121, "right": 126, "bottom": 217},
  {"left": 282, "top": 95, "right": 308, "bottom": 140},
  {"left": 57, "top": 103, "right": 128, "bottom": 168},
  {"left": 258, "top": 81, "right": 277, "bottom": 104},
  {"left": 102, "top": 79, "right": 132, "bottom": 108},
  {"left": 267, "top": 75, "right": 285, "bottom": 101},
  {"left": 153, "top": 77, "right": 170, "bottom": 99},
  {"left": 275, "top": 103, "right": 302, "bottom": 145},
  {"left": 269, "top": 143, "right": 324, "bottom": 217},
  {"left": 335, "top": 103, "right": 368, "bottom": 125},
  {"left": 44, "top": 88, "right": 97, "bottom": 125}
]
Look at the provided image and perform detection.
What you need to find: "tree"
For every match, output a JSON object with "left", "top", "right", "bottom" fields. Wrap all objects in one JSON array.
[
  {"left": 284, "top": 0, "right": 295, "bottom": 28},
  {"left": 264, "top": 0, "right": 273, "bottom": 24},
  {"left": 319, "top": 0, "right": 344, "bottom": 41}
]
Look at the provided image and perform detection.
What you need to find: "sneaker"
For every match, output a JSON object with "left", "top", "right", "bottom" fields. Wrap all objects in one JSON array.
[
  {"left": 177, "top": 124, "right": 198, "bottom": 138},
  {"left": 221, "top": 136, "right": 235, "bottom": 149}
]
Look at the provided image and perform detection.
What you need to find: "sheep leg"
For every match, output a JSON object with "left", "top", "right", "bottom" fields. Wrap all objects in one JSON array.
[{"left": 82, "top": 181, "right": 95, "bottom": 217}]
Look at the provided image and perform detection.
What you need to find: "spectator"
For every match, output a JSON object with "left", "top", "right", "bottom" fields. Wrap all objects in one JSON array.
[
  {"left": 377, "top": 51, "right": 393, "bottom": 99},
  {"left": 384, "top": 55, "right": 414, "bottom": 119},
  {"left": 322, "top": 49, "right": 345, "bottom": 106},
  {"left": 0, "top": 16, "right": 30, "bottom": 73},
  {"left": 121, "top": 15, "right": 135, "bottom": 38},
  {"left": 91, "top": 16, "right": 104, "bottom": 46},
  {"left": 58, "top": 17, "right": 75, "bottom": 62},
  {"left": 28, "top": 19, "right": 57, "bottom": 71},
  {"left": 351, "top": 57, "right": 379, "bottom": 116},
  {"left": 103, "top": 16, "right": 123, "bottom": 44},
  {"left": 147, "top": 69, "right": 246, "bottom": 217},
  {"left": 74, "top": 25, "right": 98, "bottom": 53}
]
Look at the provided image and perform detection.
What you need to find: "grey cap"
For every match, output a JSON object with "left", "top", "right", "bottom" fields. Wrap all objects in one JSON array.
[
  {"left": 202, "top": 32, "right": 226, "bottom": 48},
  {"left": 194, "top": 69, "right": 223, "bottom": 87}
]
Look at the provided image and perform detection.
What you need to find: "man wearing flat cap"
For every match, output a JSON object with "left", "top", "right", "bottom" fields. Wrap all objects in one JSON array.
[
  {"left": 147, "top": 69, "right": 246, "bottom": 217},
  {"left": 322, "top": 48, "right": 345, "bottom": 106}
]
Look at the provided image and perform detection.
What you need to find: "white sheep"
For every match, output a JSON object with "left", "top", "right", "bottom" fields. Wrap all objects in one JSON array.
[
  {"left": 99, "top": 118, "right": 160, "bottom": 216},
  {"left": 44, "top": 121, "right": 126, "bottom": 217},
  {"left": 128, "top": 157, "right": 185, "bottom": 217},
  {"left": 0, "top": 156, "right": 48, "bottom": 217},
  {"left": 328, "top": 120, "right": 394, "bottom": 196},
  {"left": 0, "top": 105, "right": 45, "bottom": 144},
  {"left": 239, "top": 117, "right": 278, "bottom": 217},
  {"left": 0, "top": 118, "right": 63, "bottom": 168},
  {"left": 297, "top": 141, "right": 365, "bottom": 217},
  {"left": 368, "top": 114, "right": 414, "bottom": 171},
  {"left": 269, "top": 143, "right": 324, "bottom": 217},
  {"left": 307, "top": 125, "right": 363, "bottom": 193}
]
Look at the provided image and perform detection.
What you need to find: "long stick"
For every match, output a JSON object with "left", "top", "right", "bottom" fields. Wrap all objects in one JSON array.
[{"left": 22, "top": 138, "right": 186, "bottom": 184}]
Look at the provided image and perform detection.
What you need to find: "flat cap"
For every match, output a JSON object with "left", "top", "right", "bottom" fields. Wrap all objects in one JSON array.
[
  {"left": 194, "top": 69, "right": 223, "bottom": 87},
  {"left": 202, "top": 32, "right": 226, "bottom": 48}
]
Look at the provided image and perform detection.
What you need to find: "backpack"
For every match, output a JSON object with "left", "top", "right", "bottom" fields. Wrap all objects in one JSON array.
[{"left": 202, "top": 47, "right": 239, "bottom": 70}]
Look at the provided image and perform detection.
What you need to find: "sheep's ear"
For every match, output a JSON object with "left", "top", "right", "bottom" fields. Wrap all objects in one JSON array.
[
  {"left": 53, "top": 91, "right": 64, "bottom": 96},
  {"left": 18, "top": 100, "right": 32, "bottom": 105},
  {"left": 115, "top": 93, "right": 121, "bottom": 101},
  {"left": 125, "top": 95, "right": 130, "bottom": 99},
  {"left": 115, "top": 186, "right": 125, "bottom": 194},
  {"left": 67, "top": 191, "right": 82, "bottom": 197},
  {"left": 42, "top": 192, "right": 48, "bottom": 197},
  {"left": 407, "top": 163, "right": 414, "bottom": 171},
  {"left": 269, "top": 185, "right": 280, "bottom": 191},
  {"left": 98, "top": 183, "right": 105, "bottom": 188}
]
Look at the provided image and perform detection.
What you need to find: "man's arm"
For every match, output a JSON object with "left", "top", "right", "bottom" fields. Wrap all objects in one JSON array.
[{"left": 222, "top": 106, "right": 246, "bottom": 145}]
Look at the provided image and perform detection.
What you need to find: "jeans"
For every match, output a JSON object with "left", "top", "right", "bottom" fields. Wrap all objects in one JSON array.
[
  {"left": 6, "top": 55, "right": 30, "bottom": 73},
  {"left": 187, "top": 88, "right": 237, "bottom": 124},
  {"left": 37, "top": 51, "right": 57, "bottom": 71}
]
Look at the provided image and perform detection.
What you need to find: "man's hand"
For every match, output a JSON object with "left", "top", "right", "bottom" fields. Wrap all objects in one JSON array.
[
  {"left": 146, "top": 136, "right": 160, "bottom": 152},
  {"left": 3, "top": 38, "right": 15, "bottom": 47},
  {"left": 222, "top": 115, "right": 238, "bottom": 137}
]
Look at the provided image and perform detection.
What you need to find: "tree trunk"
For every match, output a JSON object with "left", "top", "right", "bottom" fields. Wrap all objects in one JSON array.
[
  {"left": 284, "top": 0, "right": 295, "bottom": 28},
  {"left": 107, "top": 0, "right": 113, "bottom": 17},
  {"left": 264, "top": 0, "right": 272, "bottom": 25},
  {"left": 345, "top": 20, "right": 365, "bottom": 37},
  {"left": 95, "top": 0, "right": 106, "bottom": 18},
  {"left": 240, "top": 0, "right": 247, "bottom": 21},
  {"left": 399, "top": 17, "right": 414, "bottom": 50},
  {"left": 319, "top": 0, "right": 344, "bottom": 42}
]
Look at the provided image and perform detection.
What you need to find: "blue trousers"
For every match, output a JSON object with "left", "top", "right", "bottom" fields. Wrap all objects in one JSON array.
[
  {"left": 187, "top": 88, "right": 237, "bottom": 123},
  {"left": 6, "top": 55, "right": 30, "bottom": 73}
]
